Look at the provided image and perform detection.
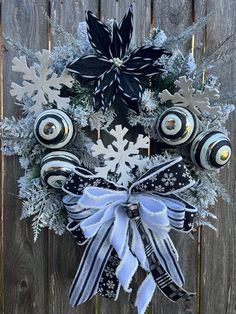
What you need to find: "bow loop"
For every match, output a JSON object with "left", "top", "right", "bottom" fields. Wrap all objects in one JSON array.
[
  {"left": 78, "top": 187, "right": 127, "bottom": 209},
  {"left": 63, "top": 167, "right": 125, "bottom": 196},
  {"left": 130, "top": 157, "right": 194, "bottom": 195},
  {"left": 137, "top": 195, "right": 170, "bottom": 237},
  {"left": 63, "top": 157, "right": 197, "bottom": 313}
]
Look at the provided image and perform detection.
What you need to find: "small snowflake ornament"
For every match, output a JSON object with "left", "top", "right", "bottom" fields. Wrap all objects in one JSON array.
[
  {"left": 91, "top": 124, "right": 149, "bottom": 187},
  {"left": 141, "top": 89, "right": 158, "bottom": 112},
  {"left": 159, "top": 76, "right": 222, "bottom": 119},
  {"left": 10, "top": 49, "right": 73, "bottom": 115}
]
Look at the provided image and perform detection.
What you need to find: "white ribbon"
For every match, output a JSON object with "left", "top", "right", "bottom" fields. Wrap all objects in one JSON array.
[{"left": 63, "top": 186, "right": 191, "bottom": 313}]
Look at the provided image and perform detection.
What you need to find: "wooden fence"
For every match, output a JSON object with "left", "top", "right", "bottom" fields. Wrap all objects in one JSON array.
[{"left": 1, "top": 0, "right": 236, "bottom": 313}]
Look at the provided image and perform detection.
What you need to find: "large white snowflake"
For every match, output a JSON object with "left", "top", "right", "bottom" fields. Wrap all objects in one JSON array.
[
  {"left": 159, "top": 76, "right": 222, "bottom": 119},
  {"left": 10, "top": 49, "right": 73, "bottom": 114},
  {"left": 91, "top": 125, "right": 149, "bottom": 187}
]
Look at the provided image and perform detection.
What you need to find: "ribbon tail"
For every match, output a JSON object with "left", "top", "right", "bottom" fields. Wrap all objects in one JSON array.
[
  {"left": 148, "top": 230, "right": 184, "bottom": 286},
  {"left": 69, "top": 221, "right": 113, "bottom": 307},
  {"left": 135, "top": 274, "right": 156, "bottom": 314},
  {"left": 116, "top": 243, "right": 139, "bottom": 293},
  {"left": 97, "top": 249, "right": 121, "bottom": 301},
  {"left": 110, "top": 206, "right": 129, "bottom": 258},
  {"left": 135, "top": 218, "right": 195, "bottom": 302},
  {"left": 130, "top": 221, "right": 149, "bottom": 270},
  {"left": 168, "top": 193, "right": 197, "bottom": 232}
]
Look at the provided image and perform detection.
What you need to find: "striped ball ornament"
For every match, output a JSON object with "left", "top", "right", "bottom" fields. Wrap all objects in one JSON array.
[
  {"left": 34, "top": 109, "right": 75, "bottom": 149},
  {"left": 190, "top": 131, "right": 232, "bottom": 170},
  {"left": 156, "top": 107, "right": 199, "bottom": 146},
  {"left": 41, "top": 151, "right": 80, "bottom": 189}
]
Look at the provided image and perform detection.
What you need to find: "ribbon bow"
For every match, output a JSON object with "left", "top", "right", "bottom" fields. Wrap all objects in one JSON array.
[{"left": 63, "top": 157, "right": 197, "bottom": 314}]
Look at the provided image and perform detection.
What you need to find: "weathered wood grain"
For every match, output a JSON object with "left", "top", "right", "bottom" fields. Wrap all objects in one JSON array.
[
  {"left": 150, "top": 2, "right": 198, "bottom": 314},
  {"left": 195, "top": 1, "right": 236, "bottom": 313},
  {"left": 0, "top": 2, "right": 4, "bottom": 312},
  {"left": 49, "top": 1, "right": 99, "bottom": 313},
  {"left": 153, "top": 0, "right": 193, "bottom": 52},
  {"left": 1, "top": 0, "right": 236, "bottom": 313},
  {"left": 50, "top": 0, "right": 99, "bottom": 42},
  {"left": 2, "top": 0, "right": 49, "bottom": 313},
  {"left": 98, "top": 1, "right": 152, "bottom": 313},
  {"left": 192, "top": 3, "right": 206, "bottom": 314},
  {"left": 100, "top": 0, "right": 152, "bottom": 45}
]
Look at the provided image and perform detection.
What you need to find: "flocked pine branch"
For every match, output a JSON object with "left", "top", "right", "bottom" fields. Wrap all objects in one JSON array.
[
  {"left": 0, "top": 115, "right": 35, "bottom": 156},
  {"left": 164, "top": 14, "right": 213, "bottom": 49},
  {"left": 20, "top": 176, "right": 66, "bottom": 241},
  {"left": 3, "top": 35, "right": 38, "bottom": 62}
]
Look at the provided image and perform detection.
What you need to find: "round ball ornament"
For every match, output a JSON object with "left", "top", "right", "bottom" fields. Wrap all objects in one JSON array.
[
  {"left": 41, "top": 151, "right": 80, "bottom": 189},
  {"left": 156, "top": 107, "right": 199, "bottom": 146},
  {"left": 190, "top": 131, "right": 232, "bottom": 170},
  {"left": 34, "top": 109, "right": 75, "bottom": 149}
]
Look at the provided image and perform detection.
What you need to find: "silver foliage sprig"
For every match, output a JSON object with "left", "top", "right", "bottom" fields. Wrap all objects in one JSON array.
[{"left": 19, "top": 174, "right": 66, "bottom": 242}]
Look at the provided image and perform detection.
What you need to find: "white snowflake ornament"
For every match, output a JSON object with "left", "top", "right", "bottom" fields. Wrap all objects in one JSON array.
[
  {"left": 91, "top": 125, "right": 149, "bottom": 187},
  {"left": 10, "top": 49, "right": 73, "bottom": 115},
  {"left": 159, "top": 76, "right": 222, "bottom": 119},
  {"left": 141, "top": 89, "right": 158, "bottom": 112}
]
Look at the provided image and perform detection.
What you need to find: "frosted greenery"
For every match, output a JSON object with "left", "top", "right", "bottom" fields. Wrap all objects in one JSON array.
[{"left": 1, "top": 16, "right": 234, "bottom": 240}]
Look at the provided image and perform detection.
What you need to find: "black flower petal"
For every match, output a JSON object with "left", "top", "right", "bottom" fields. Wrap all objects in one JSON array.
[
  {"left": 95, "top": 68, "right": 117, "bottom": 94},
  {"left": 117, "top": 72, "right": 144, "bottom": 101},
  {"left": 121, "top": 94, "right": 140, "bottom": 114},
  {"left": 118, "top": 5, "right": 133, "bottom": 57},
  {"left": 67, "top": 55, "right": 111, "bottom": 79},
  {"left": 101, "top": 83, "right": 116, "bottom": 111},
  {"left": 139, "top": 64, "right": 164, "bottom": 76},
  {"left": 109, "top": 21, "right": 122, "bottom": 58},
  {"left": 129, "top": 46, "right": 171, "bottom": 61},
  {"left": 93, "top": 90, "right": 103, "bottom": 111},
  {"left": 123, "top": 63, "right": 163, "bottom": 77},
  {"left": 94, "top": 69, "right": 117, "bottom": 111},
  {"left": 123, "top": 58, "right": 153, "bottom": 72},
  {"left": 86, "top": 10, "right": 112, "bottom": 58},
  {"left": 94, "top": 82, "right": 116, "bottom": 112}
]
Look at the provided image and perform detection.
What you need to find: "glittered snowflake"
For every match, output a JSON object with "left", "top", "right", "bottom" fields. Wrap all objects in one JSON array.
[
  {"left": 10, "top": 49, "right": 73, "bottom": 114},
  {"left": 161, "top": 173, "right": 177, "bottom": 186},
  {"left": 91, "top": 124, "right": 149, "bottom": 187},
  {"left": 141, "top": 89, "right": 158, "bottom": 112},
  {"left": 159, "top": 76, "right": 222, "bottom": 119}
]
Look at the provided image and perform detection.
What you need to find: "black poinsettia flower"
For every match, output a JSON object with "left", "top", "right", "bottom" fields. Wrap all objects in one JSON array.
[{"left": 67, "top": 6, "right": 171, "bottom": 114}]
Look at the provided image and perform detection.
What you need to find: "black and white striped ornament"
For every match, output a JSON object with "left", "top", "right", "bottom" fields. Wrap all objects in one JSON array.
[
  {"left": 156, "top": 107, "right": 199, "bottom": 146},
  {"left": 34, "top": 109, "right": 75, "bottom": 149},
  {"left": 41, "top": 151, "right": 80, "bottom": 189},
  {"left": 190, "top": 131, "right": 232, "bottom": 170}
]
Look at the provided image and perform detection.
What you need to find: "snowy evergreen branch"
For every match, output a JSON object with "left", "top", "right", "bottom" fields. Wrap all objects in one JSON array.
[
  {"left": 2, "top": 14, "right": 234, "bottom": 239},
  {"left": 19, "top": 176, "right": 66, "bottom": 241}
]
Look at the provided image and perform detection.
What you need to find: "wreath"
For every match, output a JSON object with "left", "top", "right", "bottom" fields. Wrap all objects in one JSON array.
[{"left": 1, "top": 6, "right": 234, "bottom": 314}]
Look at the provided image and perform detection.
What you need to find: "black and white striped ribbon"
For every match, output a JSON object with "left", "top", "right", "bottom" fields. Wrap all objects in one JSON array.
[
  {"left": 134, "top": 217, "right": 194, "bottom": 302},
  {"left": 69, "top": 221, "right": 113, "bottom": 307}
]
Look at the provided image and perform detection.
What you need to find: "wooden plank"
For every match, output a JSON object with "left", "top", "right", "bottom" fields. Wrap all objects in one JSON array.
[
  {"left": 150, "top": 2, "right": 198, "bottom": 314},
  {"left": 50, "top": 0, "right": 99, "bottom": 36},
  {"left": 1, "top": 0, "right": 49, "bottom": 313},
  {"left": 48, "top": 1, "right": 99, "bottom": 313},
  {"left": 195, "top": 0, "right": 236, "bottom": 313},
  {"left": 98, "top": 1, "right": 152, "bottom": 314},
  {"left": 100, "top": 0, "right": 152, "bottom": 45},
  {"left": 192, "top": 4, "right": 205, "bottom": 314},
  {"left": 153, "top": 0, "right": 193, "bottom": 52},
  {"left": 0, "top": 2, "right": 4, "bottom": 312}
]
